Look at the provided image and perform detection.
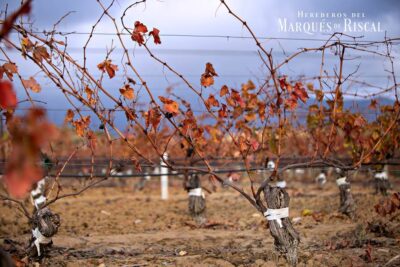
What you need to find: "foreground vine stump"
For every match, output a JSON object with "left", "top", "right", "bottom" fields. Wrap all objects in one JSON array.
[
  {"left": 335, "top": 170, "right": 356, "bottom": 219},
  {"left": 263, "top": 184, "right": 300, "bottom": 266},
  {"left": 185, "top": 174, "right": 206, "bottom": 225},
  {"left": 27, "top": 208, "right": 60, "bottom": 261},
  {"left": 372, "top": 165, "right": 390, "bottom": 196}
]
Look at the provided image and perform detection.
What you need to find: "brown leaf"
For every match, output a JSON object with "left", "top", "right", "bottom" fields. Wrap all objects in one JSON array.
[
  {"left": 201, "top": 75, "right": 214, "bottom": 87},
  {"left": 22, "top": 77, "right": 41, "bottom": 93},
  {"left": 205, "top": 94, "right": 219, "bottom": 109},
  {"left": 159, "top": 96, "right": 179, "bottom": 115},
  {"left": 218, "top": 104, "right": 228, "bottom": 118},
  {"left": 97, "top": 59, "right": 118, "bottom": 79},
  {"left": 293, "top": 82, "right": 308, "bottom": 103},
  {"left": 119, "top": 84, "right": 135, "bottom": 100},
  {"left": 85, "top": 86, "right": 96, "bottom": 105},
  {"left": 200, "top": 62, "right": 218, "bottom": 87},
  {"left": 145, "top": 108, "right": 162, "bottom": 130},
  {"left": 220, "top": 85, "right": 229, "bottom": 97},
  {"left": 33, "top": 46, "right": 50, "bottom": 63},
  {"left": 244, "top": 112, "right": 256, "bottom": 122},
  {"left": 65, "top": 109, "right": 74, "bottom": 123},
  {"left": 0, "top": 62, "right": 18, "bottom": 81}
]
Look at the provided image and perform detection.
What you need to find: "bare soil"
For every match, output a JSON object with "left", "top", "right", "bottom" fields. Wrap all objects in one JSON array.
[{"left": 1, "top": 174, "right": 399, "bottom": 267}]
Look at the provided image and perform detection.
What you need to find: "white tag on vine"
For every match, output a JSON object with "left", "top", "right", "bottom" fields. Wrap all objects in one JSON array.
[
  {"left": 276, "top": 181, "right": 287, "bottom": 188},
  {"left": 264, "top": 207, "right": 289, "bottom": 228},
  {"left": 32, "top": 227, "right": 52, "bottom": 256},
  {"left": 188, "top": 188, "right": 205, "bottom": 198},
  {"left": 375, "top": 172, "right": 388, "bottom": 180},
  {"left": 336, "top": 177, "right": 348, "bottom": 186}
]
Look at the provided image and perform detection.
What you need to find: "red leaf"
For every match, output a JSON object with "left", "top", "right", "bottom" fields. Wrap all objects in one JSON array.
[
  {"left": 149, "top": 28, "right": 161, "bottom": 44},
  {"left": 0, "top": 80, "right": 17, "bottom": 109},
  {"left": 131, "top": 21, "right": 148, "bottom": 46}
]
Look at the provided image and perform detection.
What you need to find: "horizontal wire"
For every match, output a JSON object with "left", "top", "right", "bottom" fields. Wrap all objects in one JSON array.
[{"left": 8, "top": 30, "right": 400, "bottom": 43}]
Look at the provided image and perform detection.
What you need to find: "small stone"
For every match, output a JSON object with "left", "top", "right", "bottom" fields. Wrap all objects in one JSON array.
[
  {"left": 101, "top": 210, "right": 111, "bottom": 216},
  {"left": 178, "top": 250, "right": 187, "bottom": 256}
]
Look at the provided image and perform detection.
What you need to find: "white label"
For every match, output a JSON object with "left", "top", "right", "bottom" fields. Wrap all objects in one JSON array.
[
  {"left": 264, "top": 207, "right": 289, "bottom": 228},
  {"left": 34, "top": 195, "right": 47, "bottom": 209},
  {"left": 188, "top": 188, "right": 205, "bottom": 198},
  {"left": 336, "top": 177, "right": 348, "bottom": 186},
  {"left": 276, "top": 181, "right": 287, "bottom": 188},
  {"left": 32, "top": 227, "right": 52, "bottom": 256},
  {"left": 374, "top": 172, "right": 388, "bottom": 180}
]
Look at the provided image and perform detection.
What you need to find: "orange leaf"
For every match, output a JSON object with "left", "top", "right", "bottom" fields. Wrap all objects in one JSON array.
[
  {"left": 0, "top": 62, "right": 18, "bottom": 81},
  {"left": 65, "top": 109, "right": 74, "bottom": 122},
  {"left": 22, "top": 77, "right": 41, "bottom": 93},
  {"left": 0, "top": 80, "right": 17, "bottom": 109},
  {"left": 145, "top": 108, "right": 162, "bottom": 130},
  {"left": 97, "top": 59, "right": 118, "bottom": 79},
  {"left": 200, "top": 62, "right": 218, "bottom": 87},
  {"left": 159, "top": 96, "right": 179, "bottom": 115},
  {"left": 205, "top": 94, "right": 219, "bottom": 109},
  {"left": 293, "top": 82, "right": 308, "bottom": 103},
  {"left": 220, "top": 85, "right": 229, "bottom": 97},
  {"left": 244, "top": 112, "right": 256, "bottom": 122},
  {"left": 119, "top": 84, "right": 135, "bottom": 100},
  {"left": 33, "top": 46, "right": 50, "bottom": 62},
  {"left": 218, "top": 104, "right": 228, "bottom": 118},
  {"left": 201, "top": 75, "right": 214, "bottom": 87}
]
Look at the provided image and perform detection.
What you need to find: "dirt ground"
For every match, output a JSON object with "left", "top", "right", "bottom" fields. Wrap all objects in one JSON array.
[{"left": 1, "top": 173, "right": 399, "bottom": 267}]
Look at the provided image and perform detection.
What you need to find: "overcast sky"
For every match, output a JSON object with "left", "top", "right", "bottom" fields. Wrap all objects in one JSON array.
[{"left": 1, "top": 0, "right": 399, "bottom": 126}]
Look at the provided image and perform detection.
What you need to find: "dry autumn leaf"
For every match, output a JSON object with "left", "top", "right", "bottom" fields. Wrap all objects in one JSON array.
[
  {"left": 131, "top": 21, "right": 148, "bottom": 45},
  {"left": 159, "top": 96, "right": 179, "bottom": 115},
  {"left": 200, "top": 62, "right": 218, "bottom": 87},
  {"left": 119, "top": 84, "right": 135, "bottom": 100},
  {"left": 205, "top": 94, "right": 219, "bottom": 109},
  {"left": 149, "top": 27, "right": 161, "bottom": 44},
  {"left": 65, "top": 109, "right": 74, "bottom": 122},
  {"left": 97, "top": 59, "right": 118, "bottom": 79},
  {"left": 220, "top": 85, "right": 229, "bottom": 97},
  {"left": 0, "top": 62, "right": 18, "bottom": 81},
  {"left": 22, "top": 77, "right": 41, "bottom": 93},
  {"left": 33, "top": 45, "right": 50, "bottom": 63},
  {"left": 145, "top": 108, "right": 162, "bottom": 130}
]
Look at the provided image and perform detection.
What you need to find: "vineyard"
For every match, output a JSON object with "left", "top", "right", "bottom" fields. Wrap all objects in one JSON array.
[{"left": 0, "top": 0, "right": 400, "bottom": 266}]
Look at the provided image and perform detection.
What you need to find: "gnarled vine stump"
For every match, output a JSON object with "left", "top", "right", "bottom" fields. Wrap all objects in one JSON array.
[
  {"left": 373, "top": 170, "right": 390, "bottom": 196},
  {"left": 185, "top": 174, "right": 206, "bottom": 225},
  {"left": 336, "top": 176, "right": 356, "bottom": 219},
  {"left": 27, "top": 208, "right": 60, "bottom": 261},
  {"left": 263, "top": 185, "right": 300, "bottom": 266}
]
